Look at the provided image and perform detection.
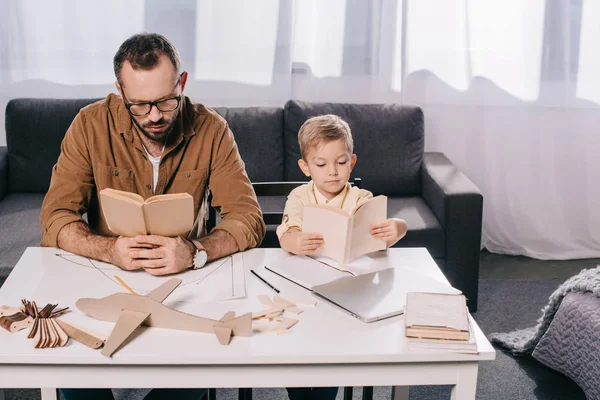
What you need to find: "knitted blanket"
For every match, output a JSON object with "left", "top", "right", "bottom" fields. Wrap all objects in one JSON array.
[{"left": 489, "top": 266, "right": 600, "bottom": 355}]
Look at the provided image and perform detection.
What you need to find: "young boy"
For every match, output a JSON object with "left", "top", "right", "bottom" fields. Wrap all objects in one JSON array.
[{"left": 277, "top": 114, "right": 407, "bottom": 256}]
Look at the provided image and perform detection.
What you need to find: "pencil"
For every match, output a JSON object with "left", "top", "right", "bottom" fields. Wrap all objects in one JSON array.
[
  {"left": 250, "top": 269, "right": 280, "bottom": 293},
  {"left": 114, "top": 275, "right": 136, "bottom": 295}
]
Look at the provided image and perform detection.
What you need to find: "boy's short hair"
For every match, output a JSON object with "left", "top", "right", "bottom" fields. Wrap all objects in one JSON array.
[{"left": 298, "top": 115, "right": 353, "bottom": 159}]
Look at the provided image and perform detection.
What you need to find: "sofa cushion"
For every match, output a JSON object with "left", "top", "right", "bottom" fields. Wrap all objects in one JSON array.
[
  {"left": 283, "top": 100, "right": 424, "bottom": 196},
  {"left": 387, "top": 196, "right": 445, "bottom": 258},
  {"left": 213, "top": 107, "right": 284, "bottom": 182},
  {"left": 6, "top": 98, "right": 102, "bottom": 193},
  {"left": 0, "top": 193, "right": 45, "bottom": 279}
]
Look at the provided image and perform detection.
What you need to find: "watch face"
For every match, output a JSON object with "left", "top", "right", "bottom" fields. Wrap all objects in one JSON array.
[{"left": 194, "top": 250, "right": 208, "bottom": 269}]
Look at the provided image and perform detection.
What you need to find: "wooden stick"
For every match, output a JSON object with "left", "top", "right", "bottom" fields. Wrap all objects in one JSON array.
[{"left": 114, "top": 275, "right": 136, "bottom": 295}]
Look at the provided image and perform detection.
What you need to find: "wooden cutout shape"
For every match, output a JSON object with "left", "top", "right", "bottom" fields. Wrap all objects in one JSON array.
[
  {"left": 102, "top": 310, "right": 150, "bottom": 357},
  {"left": 273, "top": 295, "right": 295, "bottom": 308},
  {"left": 258, "top": 294, "right": 275, "bottom": 308},
  {"left": 285, "top": 307, "right": 303, "bottom": 315},
  {"left": 47, "top": 319, "right": 61, "bottom": 348},
  {"left": 55, "top": 319, "right": 104, "bottom": 349},
  {"left": 76, "top": 278, "right": 252, "bottom": 357},
  {"left": 51, "top": 319, "right": 69, "bottom": 347},
  {"left": 28, "top": 318, "right": 39, "bottom": 339},
  {"left": 213, "top": 326, "right": 233, "bottom": 345},
  {"left": 0, "top": 305, "right": 23, "bottom": 317},
  {"left": 220, "top": 311, "right": 236, "bottom": 322},
  {"left": 145, "top": 278, "right": 182, "bottom": 303}
]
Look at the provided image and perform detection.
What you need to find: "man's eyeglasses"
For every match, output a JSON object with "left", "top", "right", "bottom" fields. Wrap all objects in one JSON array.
[{"left": 122, "top": 76, "right": 182, "bottom": 117}]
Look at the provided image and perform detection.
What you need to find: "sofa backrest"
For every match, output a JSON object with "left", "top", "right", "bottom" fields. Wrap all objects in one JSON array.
[
  {"left": 5, "top": 99, "right": 285, "bottom": 193},
  {"left": 6, "top": 98, "right": 102, "bottom": 193},
  {"left": 283, "top": 100, "right": 424, "bottom": 196},
  {"left": 213, "top": 107, "right": 284, "bottom": 182}
]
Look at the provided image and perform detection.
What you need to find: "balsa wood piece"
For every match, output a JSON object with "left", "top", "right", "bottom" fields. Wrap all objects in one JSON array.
[
  {"left": 0, "top": 305, "right": 23, "bottom": 317},
  {"left": 285, "top": 307, "right": 303, "bottom": 315},
  {"left": 102, "top": 309, "right": 150, "bottom": 357},
  {"left": 55, "top": 319, "right": 104, "bottom": 349},
  {"left": 51, "top": 319, "right": 69, "bottom": 347},
  {"left": 76, "top": 279, "right": 252, "bottom": 356},
  {"left": 287, "top": 299, "right": 317, "bottom": 308},
  {"left": 258, "top": 295, "right": 275, "bottom": 308},
  {"left": 145, "top": 278, "right": 182, "bottom": 303},
  {"left": 220, "top": 311, "right": 236, "bottom": 322},
  {"left": 0, "top": 313, "right": 33, "bottom": 333},
  {"left": 213, "top": 326, "right": 233, "bottom": 345},
  {"left": 273, "top": 295, "right": 295, "bottom": 308}
]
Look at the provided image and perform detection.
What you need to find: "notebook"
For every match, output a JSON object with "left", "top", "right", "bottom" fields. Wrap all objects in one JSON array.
[{"left": 311, "top": 267, "right": 462, "bottom": 323}]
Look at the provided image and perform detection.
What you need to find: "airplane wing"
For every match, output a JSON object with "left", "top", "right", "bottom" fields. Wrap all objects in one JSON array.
[
  {"left": 102, "top": 309, "right": 150, "bottom": 357},
  {"left": 145, "top": 278, "right": 182, "bottom": 303}
]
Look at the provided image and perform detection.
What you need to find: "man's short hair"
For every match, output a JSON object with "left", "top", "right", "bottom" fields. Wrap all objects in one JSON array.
[
  {"left": 113, "top": 33, "right": 181, "bottom": 85},
  {"left": 298, "top": 115, "right": 354, "bottom": 159}
]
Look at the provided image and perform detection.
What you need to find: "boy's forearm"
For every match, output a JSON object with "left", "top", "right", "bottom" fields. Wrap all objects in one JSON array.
[
  {"left": 279, "top": 228, "right": 301, "bottom": 254},
  {"left": 57, "top": 221, "right": 117, "bottom": 263}
]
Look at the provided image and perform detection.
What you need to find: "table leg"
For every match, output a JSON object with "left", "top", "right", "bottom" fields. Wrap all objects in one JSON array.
[
  {"left": 343, "top": 387, "right": 353, "bottom": 400},
  {"left": 450, "top": 362, "right": 478, "bottom": 400},
  {"left": 361, "top": 386, "right": 373, "bottom": 400},
  {"left": 391, "top": 386, "right": 409, "bottom": 400},
  {"left": 41, "top": 388, "right": 58, "bottom": 400},
  {"left": 0, "top": 388, "right": 5, "bottom": 400}
]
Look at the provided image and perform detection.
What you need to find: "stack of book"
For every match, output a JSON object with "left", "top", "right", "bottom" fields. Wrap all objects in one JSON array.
[{"left": 404, "top": 292, "right": 477, "bottom": 354}]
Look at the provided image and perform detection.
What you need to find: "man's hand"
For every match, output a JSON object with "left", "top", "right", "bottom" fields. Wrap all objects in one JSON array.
[
  {"left": 112, "top": 235, "right": 195, "bottom": 276},
  {"left": 280, "top": 231, "right": 324, "bottom": 255},
  {"left": 370, "top": 218, "right": 408, "bottom": 247}
]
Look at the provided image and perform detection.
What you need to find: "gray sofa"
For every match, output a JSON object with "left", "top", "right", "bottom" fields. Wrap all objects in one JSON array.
[{"left": 0, "top": 98, "right": 483, "bottom": 311}]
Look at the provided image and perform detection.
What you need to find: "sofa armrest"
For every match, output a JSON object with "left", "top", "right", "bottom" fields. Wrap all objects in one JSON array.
[
  {"left": 0, "top": 146, "right": 7, "bottom": 202},
  {"left": 421, "top": 152, "right": 483, "bottom": 312}
]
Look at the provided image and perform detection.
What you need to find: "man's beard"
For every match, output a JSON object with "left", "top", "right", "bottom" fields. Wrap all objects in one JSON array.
[{"left": 134, "top": 116, "right": 178, "bottom": 143}]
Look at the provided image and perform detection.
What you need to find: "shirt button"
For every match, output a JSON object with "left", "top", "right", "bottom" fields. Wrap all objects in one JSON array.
[
  {"left": 186, "top": 172, "right": 191, "bottom": 178},
  {"left": 113, "top": 169, "right": 119, "bottom": 176},
  {"left": 146, "top": 184, "right": 152, "bottom": 190}
]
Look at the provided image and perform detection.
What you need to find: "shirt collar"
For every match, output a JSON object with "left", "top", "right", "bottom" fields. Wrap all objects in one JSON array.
[{"left": 311, "top": 181, "right": 351, "bottom": 208}]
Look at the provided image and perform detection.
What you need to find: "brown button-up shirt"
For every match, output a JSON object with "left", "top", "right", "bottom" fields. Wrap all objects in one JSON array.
[{"left": 40, "top": 93, "right": 265, "bottom": 250}]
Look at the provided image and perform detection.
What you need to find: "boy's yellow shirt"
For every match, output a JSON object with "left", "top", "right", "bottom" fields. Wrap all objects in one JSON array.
[{"left": 276, "top": 181, "right": 373, "bottom": 240}]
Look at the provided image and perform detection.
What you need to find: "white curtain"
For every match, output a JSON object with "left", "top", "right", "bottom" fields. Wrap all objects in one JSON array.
[{"left": 1, "top": 0, "right": 599, "bottom": 259}]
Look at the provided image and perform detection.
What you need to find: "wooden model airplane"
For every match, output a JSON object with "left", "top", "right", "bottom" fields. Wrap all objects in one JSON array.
[{"left": 76, "top": 278, "right": 252, "bottom": 357}]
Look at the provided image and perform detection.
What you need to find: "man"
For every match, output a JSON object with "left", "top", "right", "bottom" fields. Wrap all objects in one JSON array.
[{"left": 40, "top": 33, "right": 265, "bottom": 400}]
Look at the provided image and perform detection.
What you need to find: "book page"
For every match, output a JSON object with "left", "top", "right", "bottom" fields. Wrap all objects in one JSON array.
[
  {"left": 405, "top": 292, "right": 469, "bottom": 332},
  {"left": 264, "top": 255, "right": 350, "bottom": 290},
  {"left": 302, "top": 204, "right": 352, "bottom": 264},
  {"left": 142, "top": 194, "right": 194, "bottom": 237},
  {"left": 99, "top": 189, "right": 147, "bottom": 236},
  {"left": 349, "top": 195, "right": 387, "bottom": 262}
]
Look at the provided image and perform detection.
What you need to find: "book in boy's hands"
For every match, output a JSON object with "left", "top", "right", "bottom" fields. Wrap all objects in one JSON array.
[
  {"left": 302, "top": 195, "right": 387, "bottom": 264},
  {"left": 99, "top": 188, "right": 194, "bottom": 237},
  {"left": 404, "top": 292, "right": 470, "bottom": 341}
]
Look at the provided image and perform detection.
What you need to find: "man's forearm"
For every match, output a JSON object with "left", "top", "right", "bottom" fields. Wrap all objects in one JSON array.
[
  {"left": 198, "top": 229, "right": 239, "bottom": 261},
  {"left": 57, "top": 221, "right": 117, "bottom": 264}
]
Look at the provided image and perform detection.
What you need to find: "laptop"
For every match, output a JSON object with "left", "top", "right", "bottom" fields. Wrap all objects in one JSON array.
[{"left": 311, "top": 267, "right": 462, "bottom": 323}]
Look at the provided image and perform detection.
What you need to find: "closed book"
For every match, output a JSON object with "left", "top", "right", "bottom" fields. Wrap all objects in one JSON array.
[{"left": 404, "top": 292, "right": 470, "bottom": 340}]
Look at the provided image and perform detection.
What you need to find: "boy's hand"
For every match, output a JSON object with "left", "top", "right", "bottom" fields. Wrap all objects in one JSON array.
[
  {"left": 280, "top": 231, "right": 324, "bottom": 255},
  {"left": 370, "top": 218, "right": 408, "bottom": 247}
]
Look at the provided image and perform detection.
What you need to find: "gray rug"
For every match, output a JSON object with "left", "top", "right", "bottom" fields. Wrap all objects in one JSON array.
[{"left": 0, "top": 278, "right": 586, "bottom": 400}]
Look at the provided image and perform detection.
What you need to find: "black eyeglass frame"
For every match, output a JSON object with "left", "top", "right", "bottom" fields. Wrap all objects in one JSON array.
[{"left": 122, "top": 75, "right": 183, "bottom": 117}]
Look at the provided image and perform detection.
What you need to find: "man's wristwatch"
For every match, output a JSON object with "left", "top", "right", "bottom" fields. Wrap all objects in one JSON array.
[{"left": 190, "top": 239, "right": 208, "bottom": 270}]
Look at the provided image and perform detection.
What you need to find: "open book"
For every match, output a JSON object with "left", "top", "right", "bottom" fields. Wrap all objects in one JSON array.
[
  {"left": 99, "top": 188, "right": 193, "bottom": 237},
  {"left": 302, "top": 195, "right": 387, "bottom": 264}
]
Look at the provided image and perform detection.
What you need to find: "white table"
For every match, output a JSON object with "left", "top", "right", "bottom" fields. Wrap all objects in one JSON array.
[{"left": 0, "top": 247, "right": 495, "bottom": 400}]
